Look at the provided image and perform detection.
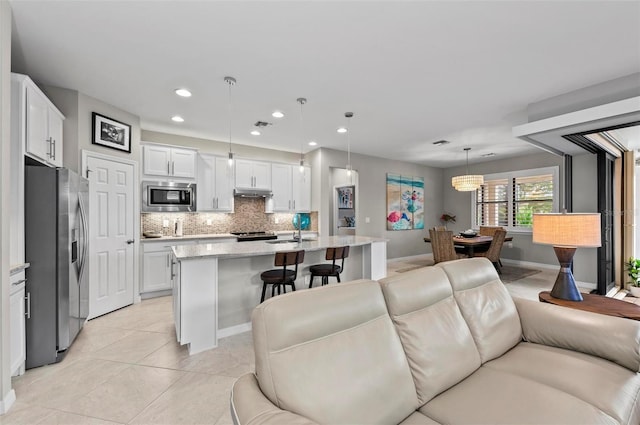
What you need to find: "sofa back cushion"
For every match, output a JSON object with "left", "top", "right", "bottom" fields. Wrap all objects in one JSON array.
[
  {"left": 252, "top": 279, "right": 419, "bottom": 425},
  {"left": 436, "top": 258, "right": 522, "bottom": 363},
  {"left": 379, "top": 267, "right": 481, "bottom": 404}
]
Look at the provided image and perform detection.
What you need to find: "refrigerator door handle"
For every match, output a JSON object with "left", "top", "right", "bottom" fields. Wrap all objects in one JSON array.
[
  {"left": 77, "top": 194, "right": 89, "bottom": 285},
  {"left": 25, "top": 292, "right": 31, "bottom": 319}
]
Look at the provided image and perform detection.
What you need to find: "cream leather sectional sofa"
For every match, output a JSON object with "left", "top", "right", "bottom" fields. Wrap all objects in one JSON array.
[{"left": 231, "top": 258, "right": 640, "bottom": 425}]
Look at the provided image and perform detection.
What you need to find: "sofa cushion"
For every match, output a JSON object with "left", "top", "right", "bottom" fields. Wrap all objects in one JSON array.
[
  {"left": 485, "top": 342, "right": 640, "bottom": 425},
  {"left": 252, "top": 279, "right": 419, "bottom": 425},
  {"left": 514, "top": 296, "right": 640, "bottom": 372},
  {"left": 436, "top": 258, "right": 522, "bottom": 363},
  {"left": 379, "top": 267, "right": 481, "bottom": 404},
  {"left": 420, "top": 366, "right": 619, "bottom": 424}
]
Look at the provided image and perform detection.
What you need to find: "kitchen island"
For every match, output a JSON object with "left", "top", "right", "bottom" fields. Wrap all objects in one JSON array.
[{"left": 171, "top": 235, "right": 387, "bottom": 354}]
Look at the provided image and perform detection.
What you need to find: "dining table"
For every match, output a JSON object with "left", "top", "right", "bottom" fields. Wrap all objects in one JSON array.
[{"left": 423, "top": 234, "right": 513, "bottom": 257}]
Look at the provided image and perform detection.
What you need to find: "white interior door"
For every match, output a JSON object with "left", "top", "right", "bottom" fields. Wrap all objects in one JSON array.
[{"left": 86, "top": 154, "right": 136, "bottom": 318}]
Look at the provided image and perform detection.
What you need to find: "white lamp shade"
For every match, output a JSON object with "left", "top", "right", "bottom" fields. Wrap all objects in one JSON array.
[
  {"left": 532, "top": 213, "right": 601, "bottom": 248},
  {"left": 452, "top": 174, "right": 484, "bottom": 191}
]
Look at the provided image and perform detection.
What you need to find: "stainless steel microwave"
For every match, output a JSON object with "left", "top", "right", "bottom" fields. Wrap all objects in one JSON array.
[{"left": 142, "top": 181, "right": 196, "bottom": 212}]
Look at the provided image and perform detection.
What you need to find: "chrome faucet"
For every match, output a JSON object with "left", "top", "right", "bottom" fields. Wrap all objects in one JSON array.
[{"left": 293, "top": 212, "right": 302, "bottom": 242}]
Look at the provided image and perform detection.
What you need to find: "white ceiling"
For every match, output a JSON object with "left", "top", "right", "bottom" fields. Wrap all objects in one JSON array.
[{"left": 9, "top": 1, "right": 640, "bottom": 168}]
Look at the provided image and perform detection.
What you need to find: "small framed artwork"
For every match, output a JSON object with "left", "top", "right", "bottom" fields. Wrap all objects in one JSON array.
[
  {"left": 92, "top": 112, "right": 131, "bottom": 153},
  {"left": 337, "top": 186, "right": 354, "bottom": 209}
]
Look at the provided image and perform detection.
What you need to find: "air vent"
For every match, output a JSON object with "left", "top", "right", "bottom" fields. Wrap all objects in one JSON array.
[
  {"left": 254, "top": 121, "right": 272, "bottom": 128},
  {"left": 481, "top": 153, "right": 496, "bottom": 157},
  {"left": 433, "top": 140, "right": 450, "bottom": 146}
]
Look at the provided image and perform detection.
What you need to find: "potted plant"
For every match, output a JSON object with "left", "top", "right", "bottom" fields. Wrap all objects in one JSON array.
[
  {"left": 625, "top": 257, "right": 640, "bottom": 297},
  {"left": 440, "top": 213, "right": 456, "bottom": 229}
]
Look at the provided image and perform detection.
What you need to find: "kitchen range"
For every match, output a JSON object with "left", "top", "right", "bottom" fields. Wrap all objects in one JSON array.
[{"left": 231, "top": 231, "right": 277, "bottom": 242}]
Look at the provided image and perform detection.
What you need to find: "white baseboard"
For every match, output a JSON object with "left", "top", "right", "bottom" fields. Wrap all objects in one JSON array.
[
  {"left": 218, "top": 322, "right": 252, "bottom": 339},
  {"left": 388, "top": 253, "right": 433, "bottom": 263},
  {"left": 0, "top": 389, "right": 16, "bottom": 415}
]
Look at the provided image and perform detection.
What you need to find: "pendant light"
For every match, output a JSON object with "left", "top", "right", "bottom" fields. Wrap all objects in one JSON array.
[
  {"left": 345, "top": 112, "right": 353, "bottom": 176},
  {"left": 452, "top": 148, "right": 484, "bottom": 191},
  {"left": 224, "top": 76, "right": 236, "bottom": 166},
  {"left": 297, "top": 97, "right": 307, "bottom": 173}
]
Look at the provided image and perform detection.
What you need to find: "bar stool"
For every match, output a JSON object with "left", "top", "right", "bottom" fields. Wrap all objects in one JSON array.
[
  {"left": 308, "top": 246, "right": 350, "bottom": 288},
  {"left": 260, "top": 250, "right": 305, "bottom": 303}
]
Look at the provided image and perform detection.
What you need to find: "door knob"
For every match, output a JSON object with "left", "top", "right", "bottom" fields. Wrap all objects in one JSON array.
[{"left": 126, "top": 239, "right": 135, "bottom": 244}]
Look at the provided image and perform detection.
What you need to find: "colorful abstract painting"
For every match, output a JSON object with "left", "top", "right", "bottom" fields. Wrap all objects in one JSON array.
[{"left": 386, "top": 173, "right": 424, "bottom": 230}]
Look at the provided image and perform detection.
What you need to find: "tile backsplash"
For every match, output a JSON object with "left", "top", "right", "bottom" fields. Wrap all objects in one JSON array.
[{"left": 141, "top": 197, "right": 318, "bottom": 236}]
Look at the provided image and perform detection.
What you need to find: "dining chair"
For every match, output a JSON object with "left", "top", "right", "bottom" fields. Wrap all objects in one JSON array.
[
  {"left": 479, "top": 226, "right": 504, "bottom": 236},
  {"left": 478, "top": 226, "right": 505, "bottom": 265},
  {"left": 260, "top": 250, "right": 305, "bottom": 303},
  {"left": 472, "top": 229, "right": 507, "bottom": 274},
  {"left": 308, "top": 246, "right": 350, "bottom": 288},
  {"left": 429, "top": 229, "right": 466, "bottom": 264}
]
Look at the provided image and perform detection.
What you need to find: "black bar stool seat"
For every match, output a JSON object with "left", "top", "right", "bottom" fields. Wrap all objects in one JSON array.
[
  {"left": 309, "top": 246, "right": 349, "bottom": 288},
  {"left": 260, "top": 250, "right": 305, "bottom": 303}
]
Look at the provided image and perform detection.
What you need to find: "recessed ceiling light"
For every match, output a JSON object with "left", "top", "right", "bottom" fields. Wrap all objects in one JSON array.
[
  {"left": 175, "top": 88, "right": 192, "bottom": 97},
  {"left": 272, "top": 111, "right": 284, "bottom": 118},
  {"left": 171, "top": 115, "right": 185, "bottom": 123},
  {"left": 250, "top": 130, "right": 261, "bottom": 136},
  {"left": 308, "top": 141, "right": 317, "bottom": 146},
  {"left": 337, "top": 127, "right": 348, "bottom": 134}
]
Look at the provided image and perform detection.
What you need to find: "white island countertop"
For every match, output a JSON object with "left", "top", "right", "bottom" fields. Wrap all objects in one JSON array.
[{"left": 172, "top": 235, "right": 387, "bottom": 260}]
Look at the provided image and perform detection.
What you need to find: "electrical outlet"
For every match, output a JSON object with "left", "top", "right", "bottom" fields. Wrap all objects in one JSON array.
[
  {"left": 275, "top": 217, "right": 279, "bottom": 224},
  {"left": 162, "top": 219, "right": 169, "bottom": 228},
  {"left": 365, "top": 217, "right": 370, "bottom": 223},
  {"left": 206, "top": 219, "right": 212, "bottom": 226}
]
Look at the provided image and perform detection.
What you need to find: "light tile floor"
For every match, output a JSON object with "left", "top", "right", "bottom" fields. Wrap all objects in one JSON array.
[{"left": 2, "top": 256, "right": 583, "bottom": 424}]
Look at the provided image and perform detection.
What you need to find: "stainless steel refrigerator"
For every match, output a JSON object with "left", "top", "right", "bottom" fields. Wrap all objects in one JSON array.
[{"left": 25, "top": 165, "right": 89, "bottom": 369}]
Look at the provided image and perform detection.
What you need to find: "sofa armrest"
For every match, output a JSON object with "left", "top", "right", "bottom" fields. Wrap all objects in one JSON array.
[
  {"left": 513, "top": 297, "right": 640, "bottom": 372},
  {"left": 231, "top": 373, "right": 319, "bottom": 425}
]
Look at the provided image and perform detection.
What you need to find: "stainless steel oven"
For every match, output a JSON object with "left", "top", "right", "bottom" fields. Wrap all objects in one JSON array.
[{"left": 142, "top": 181, "right": 196, "bottom": 212}]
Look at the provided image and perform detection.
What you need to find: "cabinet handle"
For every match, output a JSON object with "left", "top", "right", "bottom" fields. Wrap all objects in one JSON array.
[
  {"left": 172, "top": 161, "right": 175, "bottom": 175},
  {"left": 167, "top": 161, "right": 170, "bottom": 175},
  {"left": 12, "top": 278, "right": 27, "bottom": 286},
  {"left": 51, "top": 138, "right": 56, "bottom": 160},
  {"left": 215, "top": 197, "right": 219, "bottom": 209},
  {"left": 25, "top": 292, "right": 31, "bottom": 319},
  {"left": 293, "top": 200, "right": 296, "bottom": 210},
  {"left": 171, "top": 261, "right": 177, "bottom": 279}
]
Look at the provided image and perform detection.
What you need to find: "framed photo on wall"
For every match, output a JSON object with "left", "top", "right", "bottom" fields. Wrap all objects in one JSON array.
[
  {"left": 337, "top": 186, "right": 354, "bottom": 209},
  {"left": 92, "top": 112, "right": 131, "bottom": 153}
]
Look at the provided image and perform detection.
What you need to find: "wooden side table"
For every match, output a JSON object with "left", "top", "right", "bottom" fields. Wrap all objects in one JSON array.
[{"left": 539, "top": 291, "right": 640, "bottom": 321}]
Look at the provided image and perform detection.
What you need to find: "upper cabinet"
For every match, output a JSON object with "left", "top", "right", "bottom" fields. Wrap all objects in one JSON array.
[
  {"left": 235, "top": 159, "right": 271, "bottom": 190},
  {"left": 13, "top": 74, "right": 64, "bottom": 168},
  {"left": 142, "top": 143, "right": 197, "bottom": 179},
  {"left": 197, "top": 154, "right": 234, "bottom": 212},
  {"left": 271, "top": 164, "right": 311, "bottom": 212}
]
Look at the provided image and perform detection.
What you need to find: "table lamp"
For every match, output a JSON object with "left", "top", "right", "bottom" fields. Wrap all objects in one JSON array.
[{"left": 532, "top": 212, "right": 601, "bottom": 301}]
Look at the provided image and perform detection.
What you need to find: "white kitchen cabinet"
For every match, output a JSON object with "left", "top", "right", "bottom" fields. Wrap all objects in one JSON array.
[
  {"left": 271, "top": 164, "right": 311, "bottom": 212},
  {"left": 10, "top": 271, "right": 26, "bottom": 377},
  {"left": 235, "top": 159, "right": 271, "bottom": 190},
  {"left": 197, "top": 154, "right": 234, "bottom": 212},
  {"left": 142, "top": 144, "right": 197, "bottom": 179},
  {"left": 13, "top": 73, "right": 65, "bottom": 168},
  {"left": 142, "top": 248, "right": 172, "bottom": 293}
]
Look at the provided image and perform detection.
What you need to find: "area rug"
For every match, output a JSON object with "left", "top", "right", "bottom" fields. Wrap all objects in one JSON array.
[{"left": 499, "top": 265, "right": 541, "bottom": 282}]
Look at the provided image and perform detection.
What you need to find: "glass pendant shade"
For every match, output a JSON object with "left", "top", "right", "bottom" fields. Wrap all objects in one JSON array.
[{"left": 451, "top": 174, "right": 484, "bottom": 191}]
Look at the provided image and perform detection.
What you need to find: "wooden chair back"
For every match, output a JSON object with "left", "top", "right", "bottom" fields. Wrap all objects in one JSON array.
[
  {"left": 484, "top": 230, "right": 507, "bottom": 262},
  {"left": 479, "top": 226, "right": 504, "bottom": 237},
  {"left": 274, "top": 250, "right": 305, "bottom": 279},
  {"left": 429, "top": 229, "right": 457, "bottom": 264},
  {"left": 326, "top": 246, "right": 349, "bottom": 271}
]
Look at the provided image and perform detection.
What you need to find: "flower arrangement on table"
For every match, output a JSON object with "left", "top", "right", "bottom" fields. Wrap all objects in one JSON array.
[{"left": 440, "top": 213, "right": 456, "bottom": 225}]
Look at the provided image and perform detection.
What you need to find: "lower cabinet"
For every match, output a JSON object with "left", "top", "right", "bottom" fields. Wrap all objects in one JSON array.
[
  {"left": 142, "top": 247, "right": 173, "bottom": 293},
  {"left": 10, "top": 271, "right": 26, "bottom": 376},
  {"left": 171, "top": 253, "right": 181, "bottom": 341}
]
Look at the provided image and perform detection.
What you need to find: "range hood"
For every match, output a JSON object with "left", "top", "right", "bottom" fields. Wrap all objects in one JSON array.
[{"left": 234, "top": 188, "right": 273, "bottom": 198}]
